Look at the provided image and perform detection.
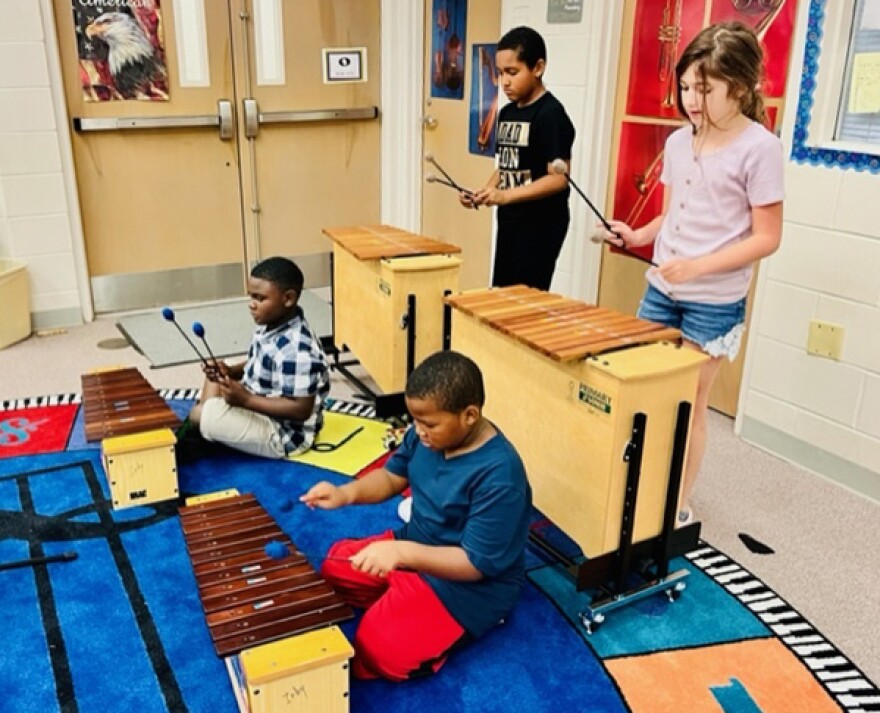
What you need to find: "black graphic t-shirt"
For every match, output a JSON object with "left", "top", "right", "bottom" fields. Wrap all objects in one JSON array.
[{"left": 495, "top": 91, "right": 575, "bottom": 224}]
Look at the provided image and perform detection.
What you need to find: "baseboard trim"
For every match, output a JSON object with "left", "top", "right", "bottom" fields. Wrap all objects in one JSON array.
[{"left": 740, "top": 415, "right": 880, "bottom": 504}]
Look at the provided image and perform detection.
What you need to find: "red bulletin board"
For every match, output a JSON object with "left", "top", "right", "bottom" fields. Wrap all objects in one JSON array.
[
  {"left": 626, "top": 1, "right": 798, "bottom": 119},
  {"left": 626, "top": 0, "right": 708, "bottom": 120}
]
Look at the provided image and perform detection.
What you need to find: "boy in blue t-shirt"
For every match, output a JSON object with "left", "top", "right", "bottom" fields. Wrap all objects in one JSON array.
[{"left": 301, "top": 350, "right": 532, "bottom": 681}]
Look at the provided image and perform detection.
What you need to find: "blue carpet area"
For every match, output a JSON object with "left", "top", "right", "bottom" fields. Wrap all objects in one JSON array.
[{"left": 1, "top": 445, "right": 626, "bottom": 713}]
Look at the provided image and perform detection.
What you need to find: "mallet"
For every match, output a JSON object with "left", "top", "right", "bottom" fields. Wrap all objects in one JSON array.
[
  {"left": 264, "top": 540, "right": 351, "bottom": 563},
  {"left": 550, "top": 159, "right": 658, "bottom": 267},
  {"left": 426, "top": 172, "right": 475, "bottom": 197},
  {"left": 191, "top": 322, "right": 220, "bottom": 372},
  {"left": 424, "top": 153, "right": 478, "bottom": 208},
  {"left": 161, "top": 307, "right": 209, "bottom": 367},
  {"left": 0, "top": 550, "right": 78, "bottom": 572}
]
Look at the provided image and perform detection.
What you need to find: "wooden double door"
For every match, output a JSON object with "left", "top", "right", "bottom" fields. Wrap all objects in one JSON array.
[{"left": 53, "top": 0, "right": 380, "bottom": 311}]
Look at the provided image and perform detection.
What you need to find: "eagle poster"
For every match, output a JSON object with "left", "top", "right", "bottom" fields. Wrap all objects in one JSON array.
[{"left": 72, "top": 0, "right": 169, "bottom": 102}]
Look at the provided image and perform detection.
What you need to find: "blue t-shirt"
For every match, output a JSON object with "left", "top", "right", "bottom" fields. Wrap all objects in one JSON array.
[{"left": 385, "top": 426, "right": 532, "bottom": 638}]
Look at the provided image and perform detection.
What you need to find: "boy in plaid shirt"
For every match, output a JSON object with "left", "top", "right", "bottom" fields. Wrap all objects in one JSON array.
[{"left": 188, "top": 257, "right": 330, "bottom": 459}]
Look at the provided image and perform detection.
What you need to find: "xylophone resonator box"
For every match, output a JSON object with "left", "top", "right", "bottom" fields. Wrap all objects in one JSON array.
[
  {"left": 447, "top": 287, "right": 707, "bottom": 558},
  {"left": 226, "top": 624, "right": 354, "bottom": 713},
  {"left": 323, "top": 225, "right": 462, "bottom": 393},
  {"left": 102, "top": 427, "right": 178, "bottom": 509}
]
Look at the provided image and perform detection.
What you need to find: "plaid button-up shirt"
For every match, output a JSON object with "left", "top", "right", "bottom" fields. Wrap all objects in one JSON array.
[{"left": 241, "top": 307, "right": 330, "bottom": 453}]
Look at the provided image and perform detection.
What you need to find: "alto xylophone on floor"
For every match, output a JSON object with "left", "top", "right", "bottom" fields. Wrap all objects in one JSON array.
[{"left": 179, "top": 493, "right": 354, "bottom": 657}]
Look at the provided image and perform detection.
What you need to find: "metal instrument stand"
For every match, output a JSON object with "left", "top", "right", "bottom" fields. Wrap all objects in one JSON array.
[
  {"left": 323, "top": 252, "right": 414, "bottom": 419},
  {"left": 529, "top": 401, "right": 701, "bottom": 634}
]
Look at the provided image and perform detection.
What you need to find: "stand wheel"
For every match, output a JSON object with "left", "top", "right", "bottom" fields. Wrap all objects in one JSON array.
[
  {"left": 579, "top": 611, "right": 604, "bottom": 635},
  {"left": 665, "top": 581, "right": 687, "bottom": 602}
]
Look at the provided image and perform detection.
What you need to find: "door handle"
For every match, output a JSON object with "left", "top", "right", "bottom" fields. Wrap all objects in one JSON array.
[
  {"left": 258, "top": 106, "right": 379, "bottom": 125},
  {"left": 423, "top": 114, "right": 438, "bottom": 130},
  {"left": 72, "top": 100, "right": 236, "bottom": 141},
  {"left": 218, "top": 100, "right": 234, "bottom": 140},
  {"left": 243, "top": 98, "right": 259, "bottom": 139}
]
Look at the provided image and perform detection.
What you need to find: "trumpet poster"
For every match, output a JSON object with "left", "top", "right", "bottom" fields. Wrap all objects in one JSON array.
[
  {"left": 431, "top": 0, "right": 468, "bottom": 99},
  {"left": 71, "top": 0, "right": 169, "bottom": 101},
  {"left": 469, "top": 44, "right": 498, "bottom": 155},
  {"left": 626, "top": 0, "right": 798, "bottom": 119}
]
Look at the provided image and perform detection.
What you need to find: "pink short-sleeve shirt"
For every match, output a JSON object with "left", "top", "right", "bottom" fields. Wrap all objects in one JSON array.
[{"left": 647, "top": 121, "right": 784, "bottom": 304}]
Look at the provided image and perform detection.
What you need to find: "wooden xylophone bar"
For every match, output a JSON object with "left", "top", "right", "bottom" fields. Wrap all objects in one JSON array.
[
  {"left": 81, "top": 367, "right": 181, "bottom": 442},
  {"left": 446, "top": 286, "right": 681, "bottom": 361},
  {"left": 322, "top": 224, "right": 462, "bottom": 260},
  {"left": 179, "top": 493, "right": 353, "bottom": 657}
]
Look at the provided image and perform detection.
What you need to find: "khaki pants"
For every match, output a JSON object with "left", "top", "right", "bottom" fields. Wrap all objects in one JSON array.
[{"left": 198, "top": 397, "right": 287, "bottom": 460}]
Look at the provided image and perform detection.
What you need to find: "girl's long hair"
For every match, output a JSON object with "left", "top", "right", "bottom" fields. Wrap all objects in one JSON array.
[{"left": 675, "top": 21, "right": 768, "bottom": 131}]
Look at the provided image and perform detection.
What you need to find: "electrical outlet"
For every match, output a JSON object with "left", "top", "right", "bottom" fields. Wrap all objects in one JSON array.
[{"left": 807, "top": 320, "right": 844, "bottom": 360}]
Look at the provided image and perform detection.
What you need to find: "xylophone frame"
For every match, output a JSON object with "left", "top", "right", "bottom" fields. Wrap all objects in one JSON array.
[{"left": 528, "top": 401, "right": 701, "bottom": 634}]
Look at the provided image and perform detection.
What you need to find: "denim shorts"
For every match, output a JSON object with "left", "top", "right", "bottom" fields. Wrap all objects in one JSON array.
[{"left": 637, "top": 284, "right": 747, "bottom": 360}]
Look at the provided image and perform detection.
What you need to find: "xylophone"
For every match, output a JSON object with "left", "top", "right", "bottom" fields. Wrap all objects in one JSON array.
[
  {"left": 82, "top": 366, "right": 181, "bottom": 509},
  {"left": 446, "top": 286, "right": 708, "bottom": 560},
  {"left": 323, "top": 225, "right": 462, "bottom": 399},
  {"left": 81, "top": 366, "right": 181, "bottom": 442},
  {"left": 178, "top": 492, "right": 354, "bottom": 658},
  {"left": 446, "top": 285, "right": 680, "bottom": 361}
]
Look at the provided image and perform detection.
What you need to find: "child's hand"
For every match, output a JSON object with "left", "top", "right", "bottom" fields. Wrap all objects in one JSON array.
[
  {"left": 219, "top": 377, "right": 249, "bottom": 406},
  {"left": 458, "top": 190, "right": 478, "bottom": 209},
  {"left": 603, "top": 220, "right": 635, "bottom": 248},
  {"left": 350, "top": 540, "right": 403, "bottom": 578},
  {"left": 300, "top": 482, "right": 351, "bottom": 510},
  {"left": 203, "top": 360, "right": 229, "bottom": 383},
  {"left": 472, "top": 186, "right": 507, "bottom": 207},
  {"left": 656, "top": 257, "right": 705, "bottom": 284}
]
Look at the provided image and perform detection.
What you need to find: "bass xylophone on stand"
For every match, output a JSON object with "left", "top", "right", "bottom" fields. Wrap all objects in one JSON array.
[
  {"left": 322, "top": 224, "right": 462, "bottom": 417},
  {"left": 81, "top": 366, "right": 181, "bottom": 509},
  {"left": 446, "top": 286, "right": 708, "bottom": 632},
  {"left": 179, "top": 491, "right": 354, "bottom": 713}
]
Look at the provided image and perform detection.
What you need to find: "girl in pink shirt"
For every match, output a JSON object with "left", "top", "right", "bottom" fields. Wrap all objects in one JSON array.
[{"left": 607, "top": 22, "right": 784, "bottom": 526}]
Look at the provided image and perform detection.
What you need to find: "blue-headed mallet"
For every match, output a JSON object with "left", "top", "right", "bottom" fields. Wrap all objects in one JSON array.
[
  {"left": 191, "top": 321, "right": 220, "bottom": 373},
  {"left": 161, "top": 307, "right": 209, "bottom": 367}
]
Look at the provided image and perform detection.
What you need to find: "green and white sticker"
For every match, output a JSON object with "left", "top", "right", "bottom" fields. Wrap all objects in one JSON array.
[{"left": 579, "top": 384, "right": 611, "bottom": 414}]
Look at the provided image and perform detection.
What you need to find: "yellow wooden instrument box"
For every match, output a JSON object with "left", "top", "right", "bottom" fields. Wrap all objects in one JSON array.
[
  {"left": 101, "top": 427, "right": 178, "bottom": 509},
  {"left": 332, "top": 248, "right": 461, "bottom": 394},
  {"left": 451, "top": 310, "right": 706, "bottom": 558},
  {"left": 227, "top": 626, "right": 354, "bottom": 713}
]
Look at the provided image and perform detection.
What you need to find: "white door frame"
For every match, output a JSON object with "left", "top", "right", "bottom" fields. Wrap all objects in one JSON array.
[{"left": 379, "top": 0, "right": 424, "bottom": 233}]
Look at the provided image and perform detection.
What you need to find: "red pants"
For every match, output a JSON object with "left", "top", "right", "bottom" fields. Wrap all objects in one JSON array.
[{"left": 320, "top": 531, "right": 466, "bottom": 681}]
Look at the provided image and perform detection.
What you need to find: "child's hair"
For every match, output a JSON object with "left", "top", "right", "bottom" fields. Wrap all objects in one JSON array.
[
  {"left": 675, "top": 21, "right": 767, "bottom": 127},
  {"left": 406, "top": 351, "right": 485, "bottom": 413},
  {"left": 250, "top": 257, "right": 304, "bottom": 296},
  {"left": 497, "top": 26, "right": 546, "bottom": 70}
]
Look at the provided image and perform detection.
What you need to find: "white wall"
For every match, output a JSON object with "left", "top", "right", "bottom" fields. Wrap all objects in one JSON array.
[
  {"left": 739, "top": 0, "right": 880, "bottom": 499},
  {"left": 0, "top": 0, "right": 86, "bottom": 329}
]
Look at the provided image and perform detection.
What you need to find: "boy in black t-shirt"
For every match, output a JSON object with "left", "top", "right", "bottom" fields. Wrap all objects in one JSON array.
[{"left": 463, "top": 26, "right": 576, "bottom": 290}]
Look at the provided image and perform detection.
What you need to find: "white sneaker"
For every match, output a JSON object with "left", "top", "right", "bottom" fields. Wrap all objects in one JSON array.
[{"left": 397, "top": 495, "right": 412, "bottom": 523}]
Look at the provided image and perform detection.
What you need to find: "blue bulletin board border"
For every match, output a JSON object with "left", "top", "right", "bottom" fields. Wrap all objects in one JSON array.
[{"left": 790, "top": 0, "right": 880, "bottom": 173}]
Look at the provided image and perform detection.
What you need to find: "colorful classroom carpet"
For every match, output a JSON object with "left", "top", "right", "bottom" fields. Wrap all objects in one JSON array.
[
  {"left": 1, "top": 393, "right": 877, "bottom": 713},
  {"left": 288, "top": 403, "right": 392, "bottom": 476}
]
